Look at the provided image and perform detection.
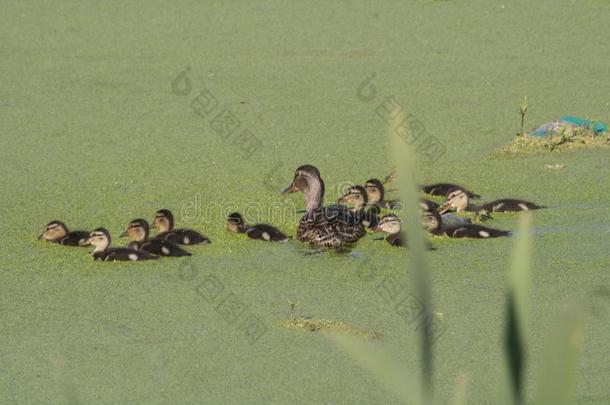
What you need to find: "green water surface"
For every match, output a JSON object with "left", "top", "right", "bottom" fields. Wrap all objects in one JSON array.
[{"left": 1, "top": 1, "right": 609, "bottom": 403}]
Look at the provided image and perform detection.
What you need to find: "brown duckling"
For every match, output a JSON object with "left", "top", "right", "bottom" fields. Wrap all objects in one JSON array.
[
  {"left": 281, "top": 165, "right": 366, "bottom": 249},
  {"left": 421, "top": 183, "right": 481, "bottom": 199},
  {"left": 38, "top": 220, "right": 90, "bottom": 246},
  {"left": 121, "top": 218, "right": 191, "bottom": 257},
  {"left": 422, "top": 210, "right": 510, "bottom": 238},
  {"left": 337, "top": 185, "right": 380, "bottom": 229},
  {"left": 152, "top": 209, "right": 211, "bottom": 245},
  {"left": 227, "top": 212, "right": 289, "bottom": 242},
  {"left": 83, "top": 228, "right": 159, "bottom": 261},
  {"left": 373, "top": 214, "right": 434, "bottom": 249},
  {"left": 440, "top": 189, "right": 545, "bottom": 214},
  {"left": 364, "top": 179, "right": 438, "bottom": 211}
]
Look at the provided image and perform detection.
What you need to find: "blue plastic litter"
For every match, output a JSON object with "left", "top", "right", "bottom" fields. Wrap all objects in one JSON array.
[{"left": 530, "top": 116, "right": 608, "bottom": 137}]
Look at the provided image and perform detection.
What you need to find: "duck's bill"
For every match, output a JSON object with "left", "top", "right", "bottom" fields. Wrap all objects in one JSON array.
[
  {"left": 79, "top": 237, "right": 92, "bottom": 246},
  {"left": 280, "top": 183, "right": 298, "bottom": 195},
  {"left": 119, "top": 229, "right": 129, "bottom": 238},
  {"left": 438, "top": 205, "right": 452, "bottom": 215},
  {"left": 337, "top": 195, "right": 347, "bottom": 204},
  {"left": 37, "top": 233, "right": 44, "bottom": 241}
]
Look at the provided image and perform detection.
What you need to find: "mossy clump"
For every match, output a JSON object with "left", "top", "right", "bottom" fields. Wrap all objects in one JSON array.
[
  {"left": 279, "top": 319, "right": 383, "bottom": 340},
  {"left": 493, "top": 128, "right": 609, "bottom": 156}
]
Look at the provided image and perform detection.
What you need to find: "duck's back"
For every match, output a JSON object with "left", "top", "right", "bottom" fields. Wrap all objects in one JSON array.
[
  {"left": 481, "top": 199, "right": 545, "bottom": 212},
  {"left": 297, "top": 205, "right": 366, "bottom": 248},
  {"left": 129, "top": 239, "right": 192, "bottom": 257},
  {"left": 60, "top": 231, "right": 90, "bottom": 246},
  {"left": 157, "top": 229, "right": 211, "bottom": 245},
  {"left": 93, "top": 248, "right": 159, "bottom": 261},
  {"left": 245, "top": 224, "right": 289, "bottom": 242}
]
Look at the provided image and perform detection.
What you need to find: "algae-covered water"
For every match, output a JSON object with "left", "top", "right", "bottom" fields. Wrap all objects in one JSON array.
[{"left": 1, "top": 0, "right": 609, "bottom": 403}]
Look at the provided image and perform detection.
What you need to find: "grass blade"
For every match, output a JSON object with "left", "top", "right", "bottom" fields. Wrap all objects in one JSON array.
[
  {"left": 388, "top": 106, "right": 435, "bottom": 400},
  {"left": 504, "top": 212, "right": 532, "bottom": 404}
]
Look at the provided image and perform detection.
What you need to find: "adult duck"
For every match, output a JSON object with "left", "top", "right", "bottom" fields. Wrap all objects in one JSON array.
[{"left": 281, "top": 165, "right": 366, "bottom": 249}]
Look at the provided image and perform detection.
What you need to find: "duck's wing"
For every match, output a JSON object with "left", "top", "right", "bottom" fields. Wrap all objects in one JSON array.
[
  {"left": 298, "top": 205, "right": 366, "bottom": 247},
  {"left": 448, "top": 225, "right": 510, "bottom": 238},
  {"left": 60, "top": 231, "right": 90, "bottom": 246},
  {"left": 245, "top": 224, "right": 289, "bottom": 242},
  {"left": 103, "top": 248, "right": 159, "bottom": 261},
  {"left": 171, "top": 229, "right": 211, "bottom": 245},
  {"left": 482, "top": 199, "right": 545, "bottom": 212},
  {"left": 143, "top": 239, "right": 192, "bottom": 256},
  {"left": 421, "top": 183, "right": 480, "bottom": 198}
]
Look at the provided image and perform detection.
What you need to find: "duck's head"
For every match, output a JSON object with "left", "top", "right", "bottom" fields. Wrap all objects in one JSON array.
[
  {"left": 38, "top": 220, "right": 68, "bottom": 241},
  {"left": 281, "top": 165, "right": 325, "bottom": 211},
  {"left": 440, "top": 189, "right": 469, "bottom": 214},
  {"left": 373, "top": 214, "right": 401, "bottom": 235},
  {"left": 364, "top": 179, "right": 385, "bottom": 203},
  {"left": 152, "top": 209, "right": 174, "bottom": 232},
  {"left": 120, "top": 219, "right": 150, "bottom": 242},
  {"left": 227, "top": 212, "right": 247, "bottom": 233},
  {"left": 421, "top": 210, "right": 441, "bottom": 233},
  {"left": 83, "top": 228, "right": 111, "bottom": 253},
  {"left": 338, "top": 185, "right": 368, "bottom": 209}
]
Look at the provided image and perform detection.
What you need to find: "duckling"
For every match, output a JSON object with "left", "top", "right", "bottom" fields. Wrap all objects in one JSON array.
[
  {"left": 372, "top": 214, "right": 404, "bottom": 246},
  {"left": 38, "top": 220, "right": 90, "bottom": 246},
  {"left": 422, "top": 210, "right": 511, "bottom": 238},
  {"left": 373, "top": 214, "right": 435, "bottom": 249},
  {"left": 151, "top": 209, "right": 211, "bottom": 245},
  {"left": 83, "top": 228, "right": 159, "bottom": 261},
  {"left": 440, "top": 189, "right": 545, "bottom": 214},
  {"left": 120, "top": 219, "right": 191, "bottom": 257},
  {"left": 281, "top": 165, "right": 366, "bottom": 249},
  {"left": 337, "top": 185, "right": 380, "bottom": 228},
  {"left": 364, "top": 179, "right": 438, "bottom": 211},
  {"left": 421, "top": 183, "right": 481, "bottom": 199},
  {"left": 227, "top": 212, "right": 290, "bottom": 242}
]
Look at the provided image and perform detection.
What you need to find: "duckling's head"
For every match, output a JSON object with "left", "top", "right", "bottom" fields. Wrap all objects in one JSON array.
[
  {"left": 38, "top": 220, "right": 68, "bottom": 241},
  {"left": 422, "top": 210, "right": 441, "bottom": 232},
  {"left": 374, "top": 214, "right": 401, "bottom": 235},
  {"left": 338, "top": 185, "right": 368, "bottom": 209},
  {"left": 152, "top": 209, "right": 174, "bottom": 232},
  {"left": 440, "top": 189, "right": 469, "bottom": 214},
  {"left": 84, "top": 228, "right": 111, "bottom": 253},
  {"left": 364, "top": 179, "right": 385, "bottom": 203},
  {"left": 120, "top": 219, "right": 149, "bottom": 242},
  {"left": 227, "top": 212, "right": 247, "bottom": 233},
  {"left": 281, "top": 165, "right": 325, "bottom": 211}
]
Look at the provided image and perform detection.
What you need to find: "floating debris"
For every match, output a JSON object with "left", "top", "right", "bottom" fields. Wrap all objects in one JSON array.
[
  {"left": 279, "top": 319, "right": 383, "bottom": 340},
  {"left": 545, "top": 164, "right": 565, "bottom": 170},
  {"left": 531, "top": 116, "right": 607, "bottom": 137}
]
